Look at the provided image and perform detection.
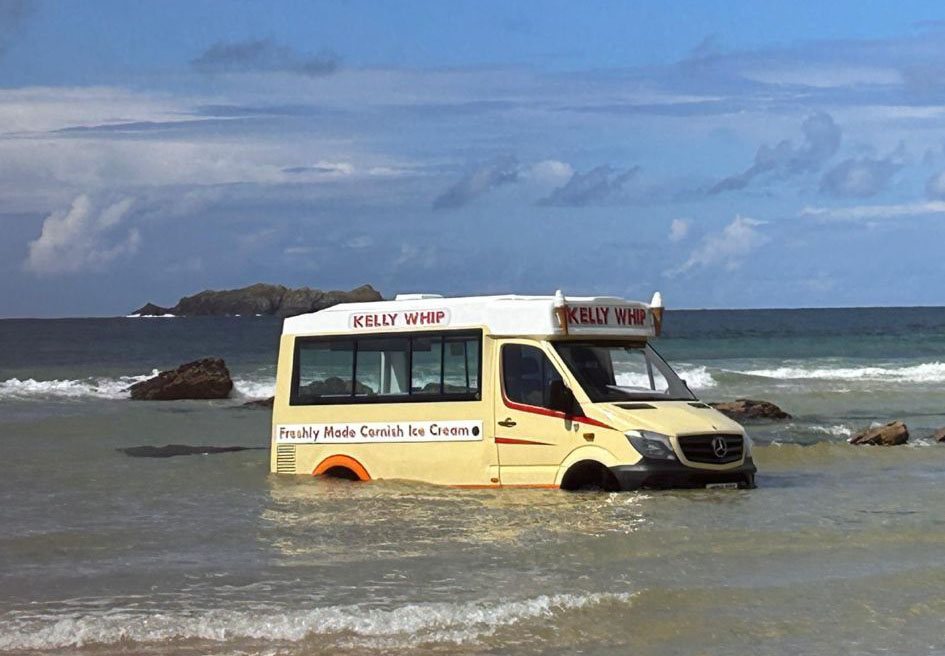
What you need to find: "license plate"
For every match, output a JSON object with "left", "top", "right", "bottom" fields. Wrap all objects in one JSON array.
[{"left": 706, "top": 482, "right": 739, "bottom": 490}]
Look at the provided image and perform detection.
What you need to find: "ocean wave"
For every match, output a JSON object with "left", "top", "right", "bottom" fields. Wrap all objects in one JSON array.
[
  {"left": 0, "top": 374, "right": 274, "bottom": 401},
  {"left": 231, "top": 378, "right": 276, "bottom": 400},
  {"left": 616, "top": 365, "right": 715, "bottom": 390},
  {"left": 733, "top": 361, "right": 945, "bottom": 384},
  {"left": 808, "top": 424, "right": 853, "bottom": 437},
  {"left": 0, "top": 372, "right": 158, "bottom": 400},
  {"left": 0, "top": 592, "right": 633, "bottom": 650},
  {"left": 676, "top": 365, "right": 716, "bottom": 389}
]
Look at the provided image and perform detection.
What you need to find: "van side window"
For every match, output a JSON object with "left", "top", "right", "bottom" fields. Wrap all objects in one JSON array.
[
  {"left": 291, "top": 330, "right": 481, "bottom": 405},
  {"left": 296, "top": 339, "right": 355, "bottom": 402},
  {"left": 355, "top": 337, "right": 409, "bottom": 397},
  {"left": 502, "top": 344, "right": 562, "bottom": 409},
  {"left": 411, "top": 335, "right": 443, "bottom": 395},
  {"left": 444, "top": 335, "right": 479, "bottom": 393}
]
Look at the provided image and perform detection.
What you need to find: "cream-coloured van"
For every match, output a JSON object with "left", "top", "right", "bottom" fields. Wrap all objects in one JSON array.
[{"left": 270, "top": 291, "right": 756, "bottom": 490}]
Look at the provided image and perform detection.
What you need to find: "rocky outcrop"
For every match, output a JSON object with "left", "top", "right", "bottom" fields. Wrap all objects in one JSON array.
[
  {"left": 133, "top": 302, "right": 172, "bottom": 316},
  {"left": 709, "top": 399, "right": 791, "bottom": 420},
  {"left": 930, "top": 428, "right": 945, "bottom": 443},
  {"left": 849, "top": 421, "right": 909, "bottom": 446},
  {"left": 131, "top": 283, "right": 382, "bottom": 318},
  {"left": 242, "top": 396, "right": 274, "bottom": 408},
  {"left": 129, "top": 358, "right": 233, "bottom": 400},
  {"left": 118, "top": 444, "right": 265, "bottom": 457}
]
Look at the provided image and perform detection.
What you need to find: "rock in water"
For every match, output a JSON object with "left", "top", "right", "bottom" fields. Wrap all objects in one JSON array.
[
  {"left": 849, "top": 421, "right": 909, "bottom": 446},
  {"left": 173, "top": 283, "right": 285, "bottom": 316},
  {"left": 131, "top": 283, "right": 382, "bottom": 317},
  {"left": 129, "top": 358, "right": 233, "bottom": 400},
  {"left": 709, "top": 399, "right": 791, "bottom": 420},
  {"left": 132, "top": 302, "right": 171, "bottom": 316},
  {"left": 242, "top": 396, "right": 274, "bottom": 408},
  {"left": 930, "top": 428, "right": 945, "bottom": 443}
]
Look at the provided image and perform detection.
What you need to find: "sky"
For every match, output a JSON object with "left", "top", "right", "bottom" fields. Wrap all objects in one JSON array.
[{"left": 3, "top": 1, "right": 945, "bottom": 316}]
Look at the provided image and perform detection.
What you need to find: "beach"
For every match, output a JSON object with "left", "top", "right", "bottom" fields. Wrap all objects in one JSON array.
[{"left": 2, "top": 308, "right": 945, "bottom": 654}]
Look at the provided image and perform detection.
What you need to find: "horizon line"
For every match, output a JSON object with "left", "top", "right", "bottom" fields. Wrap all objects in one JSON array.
[{"left": 3, "top": 303, "right": 945, "bottom": 320}]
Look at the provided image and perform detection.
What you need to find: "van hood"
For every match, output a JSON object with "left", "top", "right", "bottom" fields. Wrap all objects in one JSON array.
[{"left": 589, "top": 401, "right": 745, "bottom": 435}]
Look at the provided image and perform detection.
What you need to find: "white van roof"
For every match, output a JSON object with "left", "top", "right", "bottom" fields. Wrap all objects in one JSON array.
[{"left": 283, "top": 291, "right": 663, "bottom": 338}]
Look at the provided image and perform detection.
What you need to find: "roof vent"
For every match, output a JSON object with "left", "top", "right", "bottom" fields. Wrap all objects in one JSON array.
[{"left": 394, "top": 293, "right": 444, "bottom": 300}]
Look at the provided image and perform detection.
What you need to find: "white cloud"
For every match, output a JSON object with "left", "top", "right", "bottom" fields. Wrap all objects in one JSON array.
[
  {"left": 668, "top": 218, "right": 690, "bottom": 242},
  {"left": 527, "top": 160, "right": 574, "bottom": 186},
  {"left": 0, "top": 86, "right": 187, "bottom": 134},
  {"left": 393, "top": 243, "right": 437, "bottom": 269},
  {"left": 666, "top": 215, "right": 768, "bottom": 276},
  {"left": 26, "top": 195, "right": 140, "bottom": 274},
  {"left": 800, "top": 201, "right": 945, "bottom": 221}
]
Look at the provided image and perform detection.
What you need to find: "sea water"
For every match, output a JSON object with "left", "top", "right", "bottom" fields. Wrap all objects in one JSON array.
[{"left": 1, "top": 308, "right": 945, "bottom": 654}]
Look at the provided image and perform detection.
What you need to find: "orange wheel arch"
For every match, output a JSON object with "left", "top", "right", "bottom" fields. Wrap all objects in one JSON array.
[{"left": 313, "top": 455, "right": 371, "bottom": 481}]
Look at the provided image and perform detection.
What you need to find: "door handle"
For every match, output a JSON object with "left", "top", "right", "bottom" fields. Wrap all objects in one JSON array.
[{"left": 498, "top": 418, "right": 517, "bottom": 428}]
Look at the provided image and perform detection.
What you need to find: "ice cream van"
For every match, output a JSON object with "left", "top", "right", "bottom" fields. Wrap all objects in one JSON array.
[{"left": 270, "top": 291, "right": 756, "bottom": 490}]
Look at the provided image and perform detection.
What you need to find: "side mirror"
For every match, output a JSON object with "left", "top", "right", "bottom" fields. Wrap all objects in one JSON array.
[{"left": 548, "top": 379, "right": 579, "bottom": 416}]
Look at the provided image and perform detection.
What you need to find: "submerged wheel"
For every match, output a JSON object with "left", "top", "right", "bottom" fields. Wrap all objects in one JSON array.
[
  {"left": 320, "top": 466, "right": 362, "bottom": 481},
  {"left": 313, "top": 455, "right": 371, "bottom": 481},
  {"left": 560, "top": 460, "right": 620, "bottom": 492}
]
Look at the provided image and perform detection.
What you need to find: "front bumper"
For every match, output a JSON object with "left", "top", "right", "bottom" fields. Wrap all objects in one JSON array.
[{"left": 610, "top": 457, "right": 757, "bottom": 490}]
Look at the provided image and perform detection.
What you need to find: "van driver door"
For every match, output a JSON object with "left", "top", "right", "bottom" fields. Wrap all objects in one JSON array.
[{"left": 493, "top": 340, "right": 578, "bottom": 486}]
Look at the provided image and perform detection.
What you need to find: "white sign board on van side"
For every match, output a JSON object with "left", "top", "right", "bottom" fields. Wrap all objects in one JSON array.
[{"left": 276, "top": 420, "right": 483, "bottom": 444}]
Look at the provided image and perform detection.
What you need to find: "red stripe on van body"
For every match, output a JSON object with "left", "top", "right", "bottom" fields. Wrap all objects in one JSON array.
[
  {"left": 495, "top": 437, "right": 552, "bottom": 446},
  {"left": 501, "top": 397, "right": 616, "bottom": 431}
]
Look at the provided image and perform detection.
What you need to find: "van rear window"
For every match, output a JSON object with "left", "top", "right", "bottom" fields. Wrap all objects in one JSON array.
[{"left": 291, "top": 330, "right": 482, "bottom": 405}]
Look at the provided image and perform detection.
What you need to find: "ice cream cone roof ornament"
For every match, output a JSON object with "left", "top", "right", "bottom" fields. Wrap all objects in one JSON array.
[
  {"left": 554, "top": 289, "right": 569, "bottom": 335},
  {"left": 650, "top": 291, "right": 664, "bottom": 337}
]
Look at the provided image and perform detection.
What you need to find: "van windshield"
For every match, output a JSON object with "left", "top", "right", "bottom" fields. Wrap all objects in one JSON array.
[{"left": 552, "top": 341, "right": 695, "bottom": 402}]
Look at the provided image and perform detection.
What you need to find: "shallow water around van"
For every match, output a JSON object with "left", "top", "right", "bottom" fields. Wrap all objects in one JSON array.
[{"left": 2, "top": 309, "right": 945, "bottom": 655}]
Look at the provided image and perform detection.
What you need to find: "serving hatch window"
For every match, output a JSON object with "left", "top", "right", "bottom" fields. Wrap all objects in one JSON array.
[{"left": 291, "top": 330, "right": 482, "bottom": 405}]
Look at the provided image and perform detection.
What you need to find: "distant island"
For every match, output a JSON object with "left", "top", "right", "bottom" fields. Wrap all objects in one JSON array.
[{"left": 131, "top": 283, "right": 382, "bottom": 317}]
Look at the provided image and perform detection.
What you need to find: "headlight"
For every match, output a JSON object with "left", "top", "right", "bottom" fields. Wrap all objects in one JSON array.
[
  {"left": 743, "top": 432, "right": 753, "bottom": 457},
  {"left": 626, "top": 430, "right": 676, "bottom": 460}
]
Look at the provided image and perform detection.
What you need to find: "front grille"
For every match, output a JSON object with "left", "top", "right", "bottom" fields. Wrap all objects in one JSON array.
[
  {"left": 677, "top": 434, "right": 743, "bottom": 464},
  {"left": 275, "top": 444, "right": 297, "bottom": 473}
]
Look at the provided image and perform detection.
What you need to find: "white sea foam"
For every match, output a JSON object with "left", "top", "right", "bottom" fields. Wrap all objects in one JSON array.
[
  {"left": 809, "top": 424, "right": 853, "bottom": 437},
  {"left": 0, "top": 592, "right": 633, "bottom": 650},
  {"left": 232, "top": 378, "right": 276, "bottom": 400},
  {"left": 0, "top": 372, "right": 159, "bottom": 400},
  {"left": 0, "top": 373, "right": 274, "bottom": 401},
  {"left": 676, "top": 365, "right": 716, "bottom": 388},
  {"left": 615, "top": 365, "right": 715, "bottom": 390},
  {"left": 734, "top": 361, "right": 945, "bottom": 384},
  {"left": 124, "top": 314, "right": 177, "bottom": 318}
]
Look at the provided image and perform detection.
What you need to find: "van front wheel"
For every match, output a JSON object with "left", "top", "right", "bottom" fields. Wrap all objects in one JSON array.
[{"left": 560, "top": 460, "right": 620, "bottom": 492}]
